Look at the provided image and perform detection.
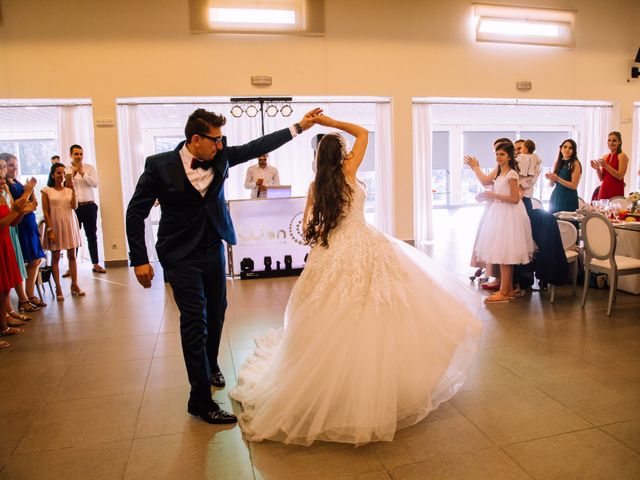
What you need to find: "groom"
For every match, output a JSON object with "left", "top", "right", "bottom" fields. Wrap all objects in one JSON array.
[{"left": 126, "top": 107, "right": 321, "bottom": 423}]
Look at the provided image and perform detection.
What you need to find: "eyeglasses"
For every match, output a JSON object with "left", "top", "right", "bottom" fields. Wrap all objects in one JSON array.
[{"left": 199, "top": 133, "right": 224, "bottom": 144}]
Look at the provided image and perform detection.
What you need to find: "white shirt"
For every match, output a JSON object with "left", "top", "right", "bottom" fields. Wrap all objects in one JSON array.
[
  {"left": 516, "top": 153, "right": 542, "bottom": 198},
  {"left": 180, "top": 124, "right": 298, "bottom": 197},
  {"left": 180, "top": 144, "right": 215, "bottom": 197},
  {"left": 244, "top": 164, "right": 281, "bottom": 198},
  {"left": 66, "top": 163, "right": 99, "bottom": 203}
]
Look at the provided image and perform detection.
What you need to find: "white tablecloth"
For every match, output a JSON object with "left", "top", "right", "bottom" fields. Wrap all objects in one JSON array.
[{"left": 614, "top": 224, "right": 640, "bottom": 295}]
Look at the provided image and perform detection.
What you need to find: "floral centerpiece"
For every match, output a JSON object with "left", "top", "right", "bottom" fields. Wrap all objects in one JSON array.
[
  {"left": 619, "top": 192, "right": 639, "bottom": 221},
  {"left": 629, "top": 192, "right": 639, "bottom": 213}
]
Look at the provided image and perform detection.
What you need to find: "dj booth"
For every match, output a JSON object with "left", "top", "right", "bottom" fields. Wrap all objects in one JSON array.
[{"left": 227, "top": 190, "right": 310, "bottom": 278}]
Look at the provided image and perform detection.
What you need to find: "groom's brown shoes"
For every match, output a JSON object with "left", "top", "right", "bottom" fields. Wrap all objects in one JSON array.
[{"left": 188, "top": 407, "right": 237, "bottom": 424}]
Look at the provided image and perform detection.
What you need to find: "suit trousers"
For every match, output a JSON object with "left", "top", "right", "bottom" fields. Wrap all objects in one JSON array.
[
  {"left": 75, "top": 202, "right": 100, "bottom": 264},
  {"left": 164, "top": 241, "right": 227, "bottom": 413}
]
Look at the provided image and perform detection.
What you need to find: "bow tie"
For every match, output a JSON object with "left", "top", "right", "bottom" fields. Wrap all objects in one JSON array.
[{"left": 190, "top": 158, "right": 213, "bottom": 170}]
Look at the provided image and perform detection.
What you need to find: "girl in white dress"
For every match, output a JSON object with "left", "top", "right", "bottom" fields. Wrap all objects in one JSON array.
[
  {"left": 470, "top": 142, "right": 534, "bottom": 303},
  {"left": 230, "top": 115, "right": 482, "bottom": 446}
]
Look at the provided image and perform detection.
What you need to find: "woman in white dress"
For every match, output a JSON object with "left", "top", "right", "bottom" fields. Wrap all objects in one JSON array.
[
  {"left": 230, "top": 115, "right": 482, "bottom": 446},
  {"left": 469, "top": 142, "right": 534, "bottom": 303}
]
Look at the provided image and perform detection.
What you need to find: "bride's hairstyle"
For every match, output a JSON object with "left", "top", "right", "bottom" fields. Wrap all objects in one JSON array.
[{"left": 305, "top": 133, "right": 353, "bottom": 247}]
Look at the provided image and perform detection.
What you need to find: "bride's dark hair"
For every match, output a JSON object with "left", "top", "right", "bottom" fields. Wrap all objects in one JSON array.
[{"left": 305, "top": 133, "right": 353, "bottom": 248}]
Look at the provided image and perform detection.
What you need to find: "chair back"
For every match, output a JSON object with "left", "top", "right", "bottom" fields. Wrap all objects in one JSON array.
[
  {"left": 578, "top": 196, "right": 586, "bottom": 208},
  {"left": 608, "top": 196, "right": 628, "bottom": 209},
  {"left": 531, "top": 198, "right": 543, "bottom": 210},
  {"left": 557, "top": 220, "right": 578, "bottom": 250},
  {"left": 581, "top": 211, "right": 615, "bottom": 260}
]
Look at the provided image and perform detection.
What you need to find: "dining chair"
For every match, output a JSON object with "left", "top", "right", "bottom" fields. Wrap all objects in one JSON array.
[
  {"left": 35, "top": 220, "right": 54, "bottom": 300},
  {"left": 578, "top": 196, "right": 586, "bottom": 209},
  {"left": 531, "top": 197, "right": 543, "bottom": 210},
  {"left": 550, "top": 220, "right": 579, "bottom": 303},
  {"left": 608, "top": 196, "right": 628, "bottom": 210},
  {"left": 581, "top": 211, "right": 640, "bottom": 316}
]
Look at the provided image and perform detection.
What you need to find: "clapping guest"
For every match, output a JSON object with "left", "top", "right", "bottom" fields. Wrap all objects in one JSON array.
[
  {"left": 547, "top": 139, "right": 582, "bottom": 214},
  {"left": 590, "top": 131, "right": 628, "bottom": 200},
  {"left": 41, "top": 163, "right": 84, "bottom": 302},
  {"left": 464, "top": 137, "right": 513, "bottom": 290},
  {"left": 3, "top": 153, "right": 47, "bottom": 310},
  {"left": 0, "top": 159, "right": 34, "bottom": 327},
  {"left": 0, "top": 175, "right": 37, "bottom": 347},
  {"left": 471, "top": 141, "right": 534, "bottom": 303}
]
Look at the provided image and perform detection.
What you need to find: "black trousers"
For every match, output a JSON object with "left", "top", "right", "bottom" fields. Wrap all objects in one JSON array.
[
  {"left": 164, "top": 241, "right": 227, "bottom": 413},
  {"left": 75, "top": 202, "right": 99, "bottom": 264}
]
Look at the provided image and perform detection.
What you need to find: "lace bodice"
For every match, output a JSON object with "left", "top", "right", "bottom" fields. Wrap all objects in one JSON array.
[{"left": 332, "top": 179, "right": 366, "bottom": 233}]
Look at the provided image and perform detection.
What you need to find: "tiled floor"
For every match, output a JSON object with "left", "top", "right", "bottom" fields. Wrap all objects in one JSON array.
[{"left": 1, "top": 208, "right": 639, "bottom": 479}]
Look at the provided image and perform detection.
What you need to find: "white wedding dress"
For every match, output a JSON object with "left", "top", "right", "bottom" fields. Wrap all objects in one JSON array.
[{"left": 230, "top": 180, "right": 482, "bottom": 446}]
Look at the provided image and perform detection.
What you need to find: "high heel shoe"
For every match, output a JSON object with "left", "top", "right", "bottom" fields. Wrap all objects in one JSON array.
[
  {"left": 70, "top": 286, "right": 86, "bottom": 297},
  {"left": 18, "top": 300, "right": 39, "bottom": 313},
  {"left": 6, "top": 314, "right": 26, "bottom": 327},
  {"left": 8, "top": 310, "right": 31, "bottom": 322},
  {"left": 56, "top": 289, "right": 65, "bottom": 302}
]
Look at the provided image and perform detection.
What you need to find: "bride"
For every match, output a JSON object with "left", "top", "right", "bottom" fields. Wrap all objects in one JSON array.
[{"left": 230, "top": 115, "right": 482, "bottom": 445}]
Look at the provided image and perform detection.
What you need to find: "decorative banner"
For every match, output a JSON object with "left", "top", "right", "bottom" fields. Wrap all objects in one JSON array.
[{"left": 228, "top": 197, "right": 310, "bottom": 276}]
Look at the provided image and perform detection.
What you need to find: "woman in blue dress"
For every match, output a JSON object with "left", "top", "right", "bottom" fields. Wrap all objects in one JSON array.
[
  {"left": 546, "top": 139, "right": 582, "bottom": 214},
  {"left": 2, "top": 153, "right": 47, "bottom": 311}
]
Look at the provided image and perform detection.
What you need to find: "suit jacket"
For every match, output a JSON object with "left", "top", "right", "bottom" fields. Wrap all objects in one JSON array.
[{"left": 126, "top": 128, "right": 293, "bottom": 267}]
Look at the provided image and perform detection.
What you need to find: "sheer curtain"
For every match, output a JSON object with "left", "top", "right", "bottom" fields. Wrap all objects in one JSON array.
[
  {"left": 57, "top": 104, "right": 102, "bottom": 263},
  {"left": 117, "top": 104, "right": 158, "bottom": 262},
  {"left": 577, "top": 106, "right": 613, "bottom": 201},
  {"left": 412, "top": 103, "right": 434, "bottom": 244},
  {"left": 375, "top": 102, "right": 393, "bottom": 234}
]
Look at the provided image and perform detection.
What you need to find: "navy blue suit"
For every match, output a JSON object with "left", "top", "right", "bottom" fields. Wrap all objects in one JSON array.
[{"left": 126, "top": 128, "right": 293, "bottom": 412}]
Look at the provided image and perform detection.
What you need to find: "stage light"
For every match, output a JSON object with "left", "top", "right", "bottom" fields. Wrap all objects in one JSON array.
[
  {"left": 280, "top": 104, "right": 293, "bottom": 117},
  {"left": 266, "top": 104, "right": 279, "bottom": 117},
  {"left": 264, "top": 256, "right": 272, "bottom": 271},
  {"left": 284, "top": 255, "right": 292, "bottom": 269},
  {"left": 231, "top": 105, "right": 244, "bottom": 118},
  {"left": 240, "top": 257, "right": 255, "bottom": 272},
  {"left": 246, "top": 105, "right": 259, "bottom": 117}
]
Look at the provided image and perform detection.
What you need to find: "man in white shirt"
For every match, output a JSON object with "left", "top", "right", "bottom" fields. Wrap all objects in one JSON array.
[
  {"left": 244, "top": 153, "right": 280, "bottom": 198},
  {"left": 67, "top": 144, "right": 106, "bottom": 273}
]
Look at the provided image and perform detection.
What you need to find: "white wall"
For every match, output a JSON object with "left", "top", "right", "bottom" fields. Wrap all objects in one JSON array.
[{"left": 0, "top": 0, "right": 638, "bottom": 260}]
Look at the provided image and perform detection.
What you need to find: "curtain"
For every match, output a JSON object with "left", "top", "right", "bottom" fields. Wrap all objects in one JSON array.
[
  {"left": 117, "top": 104, "right": 158, "bottom": 262},
  {"left": 57, "top": 105, "right": 102, "bottom": 262},
  {"left": 577, "top": 106, "right": 613, "bottom": 201},
  {"left": 375, "top": 102, "right": 393, "bottom": 234},
  {"left": 412, "top": 103, "right": 434, "bottom": 244}
]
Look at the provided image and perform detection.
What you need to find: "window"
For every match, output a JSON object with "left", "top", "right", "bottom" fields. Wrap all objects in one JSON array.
[{"left": 431, "top": 132, "right": 450, "bottom": 206}]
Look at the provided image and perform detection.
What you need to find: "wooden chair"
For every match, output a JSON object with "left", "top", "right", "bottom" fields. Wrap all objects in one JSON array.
[
  {"left": 550, "top": 220, "right": 579, "bottom": 303},
  {"left": 581, "top": 211, "right": 640, "bottom": 316}
]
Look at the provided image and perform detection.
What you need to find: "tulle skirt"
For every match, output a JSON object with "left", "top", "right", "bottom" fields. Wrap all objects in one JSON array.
[
  {"left": 473, "top": 201, "right": 534, "bottom": 266},
  {"left": 230, "top": 222, "right": 482, "bottom": 445}
]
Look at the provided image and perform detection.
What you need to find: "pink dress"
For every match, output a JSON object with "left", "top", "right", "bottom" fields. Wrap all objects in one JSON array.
[{"left": 42, "top": 187, "right": 81, "bottom": 251}]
